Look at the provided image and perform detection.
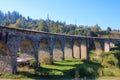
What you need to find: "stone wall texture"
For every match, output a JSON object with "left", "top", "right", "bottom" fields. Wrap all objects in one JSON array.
[{"left": 0, "top": 26, "right": 119, "bottom": 74}]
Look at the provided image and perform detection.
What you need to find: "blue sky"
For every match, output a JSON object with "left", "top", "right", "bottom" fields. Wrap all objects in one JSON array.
[{"left": 0, "top": 0, "right": 120, "bottom": 30}]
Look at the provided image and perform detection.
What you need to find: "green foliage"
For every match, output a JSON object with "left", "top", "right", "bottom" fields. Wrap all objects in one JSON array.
[
  {"left": 91, "top": 24, "right": 101, "bottom": 32},
  {"left": 0, "top": 10, "right": 120, "bottom": 38},
  {"left": 101, "top": 67, "right": 120, "bottom": 76},
  {"left": 107, "top": 27, "right": 112, "bottom": 32},
  {"left": 3, "top": 20, "right": 10, "bottom": 26},
  {"left": 37, "top": 20, "right": 49, "bottom": 32},
  {"left": 100, "top": 52, "right": 118, "bottom": 67},
  {"left": 17, "top": 51, "right": 20, "bottom": 57},
  {"left": 1, "top": 59, "right": 120, "bottom": 79},
  {"left": 15, "top": 18, "right": 26, "bottom": 28},
  {"left": 89, "top": 49, "right": 120, "bottom": 77},
  {"left": 0, "top": 73, "right": 28, "bottom": 79},
  {"left": 90, "top": 51, "right": 119, "bottom": 67},
  {"left": 78, "top": 66, "right": 96, "bottom": 78},
  {"left": 29, "top": 59, "right": 37, "bottom": 69},
  {"left": 75, "top": 68, "right": 80, "bottom": 80}
]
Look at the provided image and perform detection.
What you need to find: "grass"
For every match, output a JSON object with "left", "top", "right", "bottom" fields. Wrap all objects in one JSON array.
[{"left": 0, "top": 59, "right": 120, "bottom": 79}]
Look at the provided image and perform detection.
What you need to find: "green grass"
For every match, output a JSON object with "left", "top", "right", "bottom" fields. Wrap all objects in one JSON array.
[{"left": 0, "top": 59, "right": 120, "bottom": 79}]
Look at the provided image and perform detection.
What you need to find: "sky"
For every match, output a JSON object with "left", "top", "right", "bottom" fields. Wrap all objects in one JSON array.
[{"left": 0, "top": 0, "right": 120, "bottom": 30}]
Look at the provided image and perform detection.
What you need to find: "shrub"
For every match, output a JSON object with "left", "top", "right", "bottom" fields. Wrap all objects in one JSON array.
[
  {"left": 101, "top": 53, "right": 118, "bottom": 67},
  {"left": 75, "top": 69, "right": 80, "bottom": 80},
  {"left": 98, "top": 68, "right": 103, "bottom": 76},
  {"left": 17, "top": 51, "right": 20, "bottom": 57},
  {"left": 29, "top": 59, "right": 37, "bottom": 69},
  {"left": 90, "top": 51, "right": 119, "bottom": 67},
  {"left": 114, "top": 51, "right": 120, "bottom": 67},
  {"left": 79, "top": 66, "right": 96, "bottom": 78},
  {"left": 102, "top": 68, "right": 114, "bottom": 76}
]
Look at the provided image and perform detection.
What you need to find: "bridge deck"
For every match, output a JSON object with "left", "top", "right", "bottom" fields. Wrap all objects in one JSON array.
[{"left": 0, "top": 26, "right": 119, "bottom": 40}]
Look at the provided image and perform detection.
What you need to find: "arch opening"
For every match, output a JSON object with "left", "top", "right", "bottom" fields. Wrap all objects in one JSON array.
[
  {"left": 53, "top": 39, "right": 63, "bottom": 61},
  {"left": 94, "top": 40, "right": 103, "bottom": 56},
  {"left": 64, "top": 39, "right": 72, "bottom": 59},
  {"left": 0, "top": 40, "right": 12, "bottom": 73},
  {"left": 73, "top": 40, "right": 80, "bottom": 58},
  {"left": 17, "top": 39, "right": 35, "bottom": 66},
  {"left": 38, "top": 38, "right": 51, "bottom": 64}
]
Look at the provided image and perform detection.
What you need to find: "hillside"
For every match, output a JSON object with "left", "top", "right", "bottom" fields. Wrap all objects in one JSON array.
[{"left": 0, "top": 10, "right": 120, "bottom": 38}]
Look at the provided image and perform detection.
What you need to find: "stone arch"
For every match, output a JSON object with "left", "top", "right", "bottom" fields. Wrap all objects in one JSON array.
[
  {"left": 17, "top": 39, "right": 35, "bottom": 63},
  {"left": 38, "top": 38, "right": 51, "bottom": 64},
  {"left": 0, "top": 40, "right": 12, "bottom": 73},
  {"left": 53, "top": 39, "right": 63, "bottom": 61},
  {"left": 17, "top": 39, "right": 35, "bottom": 65},
  {"left": 81, "top": 40, "right": 87, "bottom": 59},
  {"left": 94, "top": 40, "right": 103, "bottom": 55},
  {"left": 64, "top": 39, "right": 72, "bottom": 59},
  {"left": 73, "top": 40, "right": 80, "bottom": 58}
]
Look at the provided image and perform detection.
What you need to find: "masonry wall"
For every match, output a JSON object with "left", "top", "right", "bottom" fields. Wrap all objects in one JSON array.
[{"left": 0, "top": 26, "right": 115, "bottom": 74}]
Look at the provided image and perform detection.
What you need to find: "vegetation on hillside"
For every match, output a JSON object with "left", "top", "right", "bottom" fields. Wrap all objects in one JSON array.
[{"left": 0, "top": 10, "right": 120, "bottom": 38}]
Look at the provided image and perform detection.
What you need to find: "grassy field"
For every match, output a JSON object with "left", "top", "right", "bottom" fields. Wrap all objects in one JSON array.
[{"left": 0, "top": 59, "right": 120, "bottom": 80}]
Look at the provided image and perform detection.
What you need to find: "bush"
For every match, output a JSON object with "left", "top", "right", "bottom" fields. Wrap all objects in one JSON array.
[
  {"left": 29, "top": 59, "right": 37, "bottom": 69},
  {"left": 75, "top": 69, "right": 80, "bottom": 80},
  {"left": 102, "top": 68, "right": 114, "bottom": 76},
  {"left": 114, "top": 51, "right": 120, "bottom": 67},
  {"left": 98, "top": 68, "right": 103, "bottom": 76},
  {"left": 17, "top": 51, "right": 20, "bottom": 57},
  {"left": 101, "top": 53, "right": 118, "bottom": 67},
  {"left": 90, "top": 51, "right": 119, "bottom": 67},
  {"left": 79, "top": 66, "right": 96, "bottom": 78}
]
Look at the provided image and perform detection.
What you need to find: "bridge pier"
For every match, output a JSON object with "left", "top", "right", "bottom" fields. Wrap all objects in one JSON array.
[
  {"left": 11, "top": 53, "right": 17, "bottom": 74},
  {"left": 7, "top": 35, "right": 21, "bottom": 74},
  {"left": 104, "top": 40, "right": 110, "bottom": 52},
  {"left": 33, "top": 41, "right": 40, "bottom": 68},
  {"left": 81, "top": 40, "right": 87, "bottom": 60},
  {"left": 78, "top": 40, "right": 81, "bottom": 59},
  {"left": 47, "top": 38, "right": 54, "bottom": 64},
  {"left": 61, "top": 38, "right": 65, "bottom": 60}
]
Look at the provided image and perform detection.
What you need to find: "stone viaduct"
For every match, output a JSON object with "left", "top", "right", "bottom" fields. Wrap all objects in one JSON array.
[{"left": 0, "top": 26, "right": 120, "bottom": 74}]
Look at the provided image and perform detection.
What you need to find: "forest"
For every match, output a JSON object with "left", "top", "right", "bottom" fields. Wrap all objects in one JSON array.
[{"left": 0, "top": 10, "right": 120, "bottom": 38}]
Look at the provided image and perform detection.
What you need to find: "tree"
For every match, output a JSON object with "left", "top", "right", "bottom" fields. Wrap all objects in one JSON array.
[
  {"left": 38, "top": 19, "right": 49, "bottom": 32},
  {"left": 107, "top": 26, "right": 112, "bottom": 32},
  {"left": 3, "top": 20, "right": 10, "bottom": 26},
  {"left": 0, "top": 10, "right": 5, "bottom": 24},
  {"left": 91, "top": 24, "right": 101, "bottom": 32},
  {"left": 11, "top": 11, "right": 22, "bottom": 23},
  {"left": 15, "top": 18, "right": 26, "bottom": 28},
  {"left": 26, "top": 20, "right": 36, "bottom": 29},
  {"left": 106, "top": 27, "right": 111, "bottom": 37}
]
